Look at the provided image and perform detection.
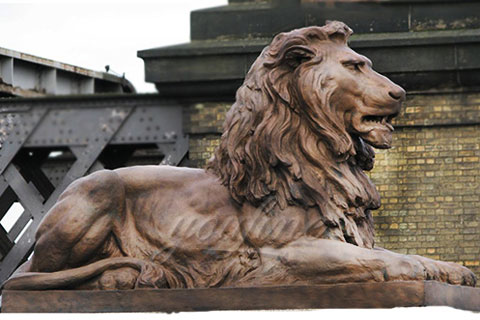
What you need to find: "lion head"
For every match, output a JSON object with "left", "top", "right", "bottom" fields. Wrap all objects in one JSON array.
[{"left": 208, "top": 21, "right": 405, "bottom": 248}]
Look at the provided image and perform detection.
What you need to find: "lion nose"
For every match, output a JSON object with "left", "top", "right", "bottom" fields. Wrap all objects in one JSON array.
[{"left": 388, "top": 87, "right": 406, "bottom": 102}]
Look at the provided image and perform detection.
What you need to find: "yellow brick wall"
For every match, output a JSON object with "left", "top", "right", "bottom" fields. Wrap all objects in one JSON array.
[
  {"left": 371, "top": 125, "right": 480, "bottom": 276},
  {"left": 184, "top": 92, "right": 480, "bottom": 276}
]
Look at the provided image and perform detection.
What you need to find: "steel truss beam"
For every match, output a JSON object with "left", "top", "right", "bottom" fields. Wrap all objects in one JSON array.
[{"left": 0, "top": 94, "right": 188, "bottom": 283}]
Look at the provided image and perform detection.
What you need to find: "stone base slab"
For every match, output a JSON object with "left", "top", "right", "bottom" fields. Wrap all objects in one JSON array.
[{"left": 2, "top": 281, "right": 479, "bottom": 313}]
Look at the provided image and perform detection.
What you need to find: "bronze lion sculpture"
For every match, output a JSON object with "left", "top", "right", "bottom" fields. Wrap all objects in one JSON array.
[{"left": 3, "top": 21, "right": 476, "bottom": 290}]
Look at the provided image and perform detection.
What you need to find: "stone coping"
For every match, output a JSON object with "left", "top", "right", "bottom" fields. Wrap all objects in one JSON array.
[{"left": 2, "top": 281, "right": 479, "bottom": 313}]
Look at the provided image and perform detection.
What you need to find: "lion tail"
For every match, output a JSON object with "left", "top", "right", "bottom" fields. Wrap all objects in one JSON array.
[{"left": 1, "top": 257, "right": 148, "bottom": 290}]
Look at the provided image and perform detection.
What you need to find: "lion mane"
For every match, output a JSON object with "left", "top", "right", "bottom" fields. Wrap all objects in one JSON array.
[{"left": 208, "top": 21, "right": 381, "bottom": 248}]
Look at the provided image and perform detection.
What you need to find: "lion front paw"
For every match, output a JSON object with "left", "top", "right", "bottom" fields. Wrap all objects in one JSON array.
[
  {"left": 411, "top": 255, "right": 476, "bottom": 287},
  {"left": 382, "top": 254, "right": 427, "bottom": 282}
]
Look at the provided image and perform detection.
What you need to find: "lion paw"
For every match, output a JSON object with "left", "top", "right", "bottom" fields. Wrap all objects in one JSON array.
[
  {"left": 135, "top": 262, "right": 168, "bottom": 289},
  {"left": 97, "top": 267, "right": 139, "bottom": 290},
  {"left": 382, "top": 254, "right": 427, "bottom": 282},
  {"left": 411, "top": 255, "right": 476, "bottom": 287}
]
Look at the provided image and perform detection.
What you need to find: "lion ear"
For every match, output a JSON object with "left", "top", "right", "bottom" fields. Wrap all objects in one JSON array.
[
  {"left": 283, "top": 45, "right": 315, "bottom": 69},
  {"left": 324, "top": 20, "right": 353, "bottom": 44}
]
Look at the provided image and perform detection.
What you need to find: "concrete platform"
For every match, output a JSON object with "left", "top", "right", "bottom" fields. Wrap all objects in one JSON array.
[{"left": 2, "top": 281, "right": 479, "bottom": 313}]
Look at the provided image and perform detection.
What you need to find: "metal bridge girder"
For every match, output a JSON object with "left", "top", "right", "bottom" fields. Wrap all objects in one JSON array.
[{"left": 0, "top": 94, "right": 189, "bottom": 283}]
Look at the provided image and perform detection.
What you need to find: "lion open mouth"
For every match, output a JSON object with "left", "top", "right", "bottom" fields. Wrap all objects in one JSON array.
[
  {"left": 354, "top": 112, "right": 399, "bottom": 149},
  {"left": 362, "top": 114, "right": 395, "bottom": 132}
]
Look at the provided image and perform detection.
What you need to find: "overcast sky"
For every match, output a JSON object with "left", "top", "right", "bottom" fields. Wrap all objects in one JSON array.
[{"left": 0, "top": 0, "right": 227, "bottom": 92}]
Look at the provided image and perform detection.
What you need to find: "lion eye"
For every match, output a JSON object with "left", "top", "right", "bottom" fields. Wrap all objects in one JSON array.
[{"left": 344, "top": 61, "right": 364, "bottom": 72}]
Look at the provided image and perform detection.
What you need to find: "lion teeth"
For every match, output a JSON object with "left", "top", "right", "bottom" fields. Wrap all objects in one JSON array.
[
  {"left": 363, "top": 115, "right": 394, "bottom": 130},
  {"left": 364, "top": 115, "right": 383, "bottom": 123}
]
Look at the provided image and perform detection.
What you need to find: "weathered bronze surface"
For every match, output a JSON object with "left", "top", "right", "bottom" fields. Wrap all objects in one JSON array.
[
  {"left": 3, "top": 281, "right": 480, "bottom": 312},
  {"left": 2, "top": 21, "right": 476, "bottom": 293}
]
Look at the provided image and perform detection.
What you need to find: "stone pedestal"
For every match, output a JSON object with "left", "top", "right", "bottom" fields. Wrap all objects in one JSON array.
[
  {"left": 2, "top": 281, "right": 479, "bottom": 313},
  {"left": 138, "top": 0, "right": 480, "bottom": 98}
]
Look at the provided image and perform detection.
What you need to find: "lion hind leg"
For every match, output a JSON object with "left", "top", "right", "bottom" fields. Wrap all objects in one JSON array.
[
  {"left": 31, "top": 170, "right": 126, "bottom": 273},
  {"left": 2, "top": 257, "right": 162, "bottom": 290}
]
